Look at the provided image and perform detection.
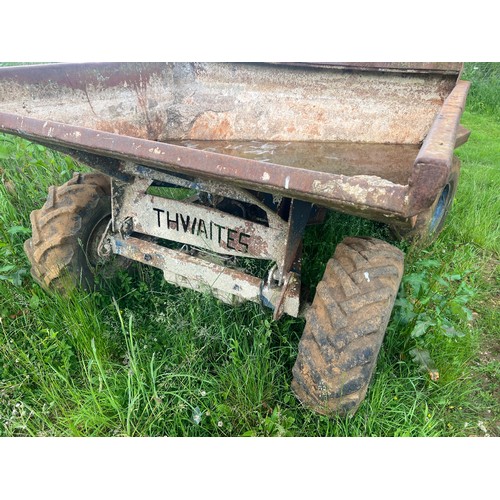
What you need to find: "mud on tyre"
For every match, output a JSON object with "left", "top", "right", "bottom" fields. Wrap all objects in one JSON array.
[
  {"left": 292, "top": 237, "right": 404, "bottom": 416},
  {"left": 24, "top": 172, "right": 120, "bottom": 293}
]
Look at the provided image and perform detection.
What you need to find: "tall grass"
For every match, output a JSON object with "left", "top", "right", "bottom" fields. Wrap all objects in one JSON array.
[
  {"left": 0, "top": 62, "right": 498, "bottom": 436},
  {"left": 462, "top": 62, "right": 500, "bottom": 116}
]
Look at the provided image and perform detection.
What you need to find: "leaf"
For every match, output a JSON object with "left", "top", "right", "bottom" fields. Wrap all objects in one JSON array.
[
  {"left": 7, "top": 225, "right": 30, "bottom": 236},
  {"left": 436, "top": 276, "right": 449, "bottom": 287},
  {"left": 442, "top": 325, "right": 466, "bottom": 338},
  {"left": 0, "top": 266, "right": 26, "bottom": 287},
  {"left": 394, "top": 297, "right": 417, "bottom": 325},
  {"left": 411, "top": 320, "right": 434, "bottom": 338},
  {"left": 29, "top": 295, "right": 40, "bottom": 309},
  {"left": 409, "top": 348, "right": 440, "bottom": 381},
  {"left": 0, "top": 265, "right": 16, "bottom": 273},
  {"left": 449, "top": 301, "right": 472, "bottom": 322},
  {"left": 10, "top": 269, "right": 26, "bottom": 287},
  {"left": 419, "top": 259, "right": 441, "bottom": 269},
  {"left": 405, "top": 273, "right": 427, "bottom": 295}
]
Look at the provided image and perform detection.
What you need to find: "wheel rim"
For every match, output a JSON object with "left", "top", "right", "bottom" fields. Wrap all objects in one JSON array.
[
  {"left": 429, "top": 183, "right": 451, "bottom": 233},
  {"left": 86, "top": 214, "right": 112, "bottom": 267}
]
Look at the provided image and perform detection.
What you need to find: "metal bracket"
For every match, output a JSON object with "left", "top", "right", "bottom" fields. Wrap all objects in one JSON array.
[
  {"left": 105, "top": 161, "right": 309, "bottom": 319},
  {"left": 109, "top": 234, "right": 301, "bottom": 317},
  {"left": 272, "top": 272, "right": 300, "bottom": 321},
  {"left": 277, "top": 198, "right": 313, "bottom": 283}
]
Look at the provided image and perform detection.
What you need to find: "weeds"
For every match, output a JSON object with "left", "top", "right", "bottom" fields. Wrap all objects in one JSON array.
[{"left": 394, "top": 256, "right": 476, "bottom": 378}]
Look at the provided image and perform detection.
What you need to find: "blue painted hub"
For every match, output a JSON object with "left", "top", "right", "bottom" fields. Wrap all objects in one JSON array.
[{"left": 429, "top": 184, "right": 451, "bottom": 232}]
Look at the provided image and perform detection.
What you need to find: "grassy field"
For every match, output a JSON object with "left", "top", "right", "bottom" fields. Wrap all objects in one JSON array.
[{"left": 0, "top": 63, "right": 498, "bottom": 437}]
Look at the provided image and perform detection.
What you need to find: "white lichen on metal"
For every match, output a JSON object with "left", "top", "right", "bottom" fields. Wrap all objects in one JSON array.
[{"left": 312, "top": 175, "right": 401, "bottom": 205}]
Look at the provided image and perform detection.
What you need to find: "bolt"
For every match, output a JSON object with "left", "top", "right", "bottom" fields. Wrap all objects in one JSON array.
[
  {"left": 98, "top": 241, "right": 112, "bottom": 258},
  {"left": 272, "top": 267, "right": 282, "bottom": 283},
  {"left": 121, "top": 217, "right": 134, "bottom": 236}
]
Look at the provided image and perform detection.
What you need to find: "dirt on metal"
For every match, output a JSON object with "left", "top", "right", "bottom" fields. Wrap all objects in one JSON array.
[{"left": 0, "top": 62, "right": 473, "bottom": 419}]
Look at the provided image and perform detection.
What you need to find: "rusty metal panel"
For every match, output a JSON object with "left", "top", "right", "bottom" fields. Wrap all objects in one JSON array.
[
  {"left": 171, "top": 140, "right": 420, "bottom": 185},
  {"left": 0, "top": 63, "right": 168, "bottom": 140},
  {"left": 0, "top": 63, "right": 470, "bottom": 221},
  {"left": 120, "top": 162, "right": 287, "bottom": 230},
  {"left": 121, "top": 189, "right": 288, "bottom": 260},
  {"left": 110, "top": 235, "right": 300, "bottom": 317},
  {"left": 109, "top": 169, "right": 310, "bottom": 283},
  {"left": 0, "top": 111, "right": 410, "bottom": 218},
  {"left": 282, "top": 62, "right": 463, "bottom": 75},
  {"left": 408, "top": 80, "right": 471, "bottom": 215},
  {"left": 455, "top": 125, "right": 471, "bottom": 148},
  {"left": 0, "top": 62, "right": 458, "bottom": 144}
]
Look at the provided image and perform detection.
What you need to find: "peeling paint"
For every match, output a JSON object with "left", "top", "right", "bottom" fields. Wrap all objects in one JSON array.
[{"left": 312, "top": 175, "right": 398, "bottom": 200}]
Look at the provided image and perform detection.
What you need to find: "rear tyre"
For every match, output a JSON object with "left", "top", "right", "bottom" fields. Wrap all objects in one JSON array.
[
  {"left": 292, "top": 237, "right": 404, "bottom": 416},
  {"left": 391, "top": 157, "right": 460, "bottom": 247},
  {"left": 24, "top": 172, "right": 122, "bottom": 293}
]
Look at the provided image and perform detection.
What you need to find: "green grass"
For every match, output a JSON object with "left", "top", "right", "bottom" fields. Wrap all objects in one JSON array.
[
  {"left": 462, "top": 63, "right": 500, "bottom": 116},
  {"left": 0, "top": 63, "right": 499, "bottom": 436}
]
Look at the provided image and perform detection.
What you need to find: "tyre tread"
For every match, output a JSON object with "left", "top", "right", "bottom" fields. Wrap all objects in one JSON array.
[{"left": 291, "top": 237, "right": 404, "bottom": 416}]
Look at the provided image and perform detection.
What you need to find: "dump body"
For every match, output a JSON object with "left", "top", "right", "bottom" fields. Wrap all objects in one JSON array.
[{"left": 0, "top": 62, "right": 470, "bottom": 223}]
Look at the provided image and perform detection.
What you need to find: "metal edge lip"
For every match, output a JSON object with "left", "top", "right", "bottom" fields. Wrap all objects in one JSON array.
[
  {"left": 407, "top": 80, "right": 471, "bottom": 215},
  {"left": 0, "top": 111, "right": 409, "bottom": 216},
  {"left": 271, "top": 62, "right": 464, "bottom": 75}
]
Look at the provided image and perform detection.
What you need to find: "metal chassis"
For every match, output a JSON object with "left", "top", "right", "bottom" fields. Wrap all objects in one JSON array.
[{"left": 98, "top": 161, "right": 310, "bottom": 319}]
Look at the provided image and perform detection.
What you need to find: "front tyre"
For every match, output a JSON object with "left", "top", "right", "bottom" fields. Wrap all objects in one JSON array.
[
  {"left": 292, "top": 237, "right": 404, "bottom": 416},
  {"left": 24, "top": 172, "right": 118, "bottom": 293}
]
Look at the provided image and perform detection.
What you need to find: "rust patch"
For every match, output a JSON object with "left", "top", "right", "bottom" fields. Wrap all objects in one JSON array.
[
  {"left": 188, "top": 112, "right": 234, "bottom": 140},
  {"left": 96, "top": 119, "right": 149, "bottom": 139}
]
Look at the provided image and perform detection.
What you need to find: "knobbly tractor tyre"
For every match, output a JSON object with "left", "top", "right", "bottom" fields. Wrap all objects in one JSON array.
[
  {"left": 391, "top": 157, "right": 460, "bottom": 247},
  {"left": 291, "top": 237, "right": 404, "bottom": 416},
  {"left": 24, "top": 172, "right": 117, "bottom": 293}
]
